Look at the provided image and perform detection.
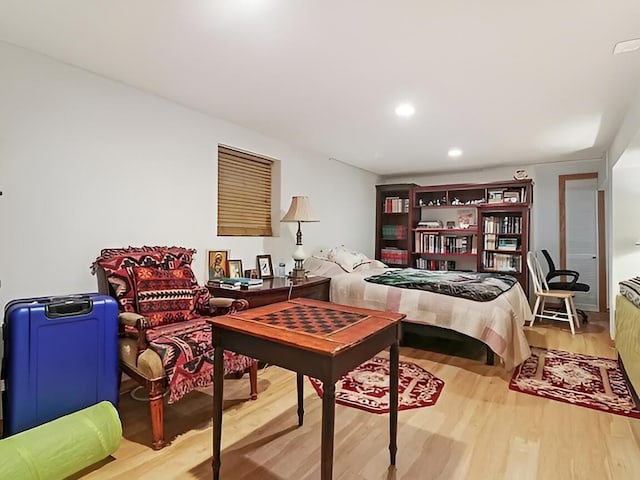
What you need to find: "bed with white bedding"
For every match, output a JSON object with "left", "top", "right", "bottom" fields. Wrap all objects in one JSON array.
[{"left": 305, "top": 250, "right": 532, "bottom": 369}]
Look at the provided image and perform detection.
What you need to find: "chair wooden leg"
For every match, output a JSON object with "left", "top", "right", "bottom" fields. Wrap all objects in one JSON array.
[
  {"left": 148, "top": 381, "right": 166, "bottom": 450},
  {"left": 531, "top": 296, "right": 541, "bottom": 326},
  {"left": 563, "top": 297, "right": 576, "bottom": 335},
  {"left": 569, "top": 297, "right": 580, "bottom": 331},
  {"left": 249, "top": 361, "right": 258, "bottom": 400}
]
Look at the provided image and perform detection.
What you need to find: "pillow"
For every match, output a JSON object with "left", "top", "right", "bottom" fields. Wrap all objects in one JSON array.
[
  {"left": 353, "top": 259, "right": 388, "bottom": 270},
  {"left": 327, "top": 246, "right": 372, "bottom": 272},
  {"left": 620, "top": 277, "right": 640, "bottom": 309},
  {"left": 92, "top": 246, "right": 196, "bottom": 313},
  {"left": 303, "top": 256, "right": 350, "bottom": 277},
  {"left": 132, "top": 266, "right": 196, "bottom": 327}
]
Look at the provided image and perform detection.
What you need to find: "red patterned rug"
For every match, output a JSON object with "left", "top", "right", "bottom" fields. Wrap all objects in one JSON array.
[
  {"left": 509, "top": 347, "right": 640, "bottom": 419},
  {"left": 308, "top": 356, "right": 444, "bottom": 414}
]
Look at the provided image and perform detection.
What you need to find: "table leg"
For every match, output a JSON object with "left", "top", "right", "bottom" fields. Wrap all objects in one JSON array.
[
  {"left": 321, "top": 379, "right": 336, "bottom": 480},
  {"left": 211, "top": 343, "right": 225, "bottom": 480},
  {"left": 297, "top": 372, "right": 304, "bottom": 426},
  {"left": 389, "top": 340, "right": 399, "bottom": 465}
]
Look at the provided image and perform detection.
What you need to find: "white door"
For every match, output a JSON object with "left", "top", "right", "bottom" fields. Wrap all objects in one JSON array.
[{"left": 565, "top": 178, "right": 598, "bottom": 311}]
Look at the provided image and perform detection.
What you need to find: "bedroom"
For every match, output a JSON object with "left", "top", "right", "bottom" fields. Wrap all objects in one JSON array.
[{"left": 2, "top": 1, "right": 640, "bottom": 478}]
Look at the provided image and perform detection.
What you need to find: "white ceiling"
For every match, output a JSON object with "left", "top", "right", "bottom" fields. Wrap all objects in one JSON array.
[{"left": 2, "top": 0, "right": 640, "bottom": 176}]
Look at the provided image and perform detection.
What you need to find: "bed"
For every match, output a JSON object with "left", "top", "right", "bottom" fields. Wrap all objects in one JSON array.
[
  {"left": 304, "top": 249, "right": 532, "bottom": 370},
  {"left": 616, "top": 277, "right": 640, "bottom": 399}
]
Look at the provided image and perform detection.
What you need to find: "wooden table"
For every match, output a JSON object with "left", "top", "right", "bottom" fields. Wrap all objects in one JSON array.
[
  {"left": 207, "top": 275, "right": 330, "bottom": 308},
  {"left": 208, "top": 298, "right": 405, "bottom": 480}
]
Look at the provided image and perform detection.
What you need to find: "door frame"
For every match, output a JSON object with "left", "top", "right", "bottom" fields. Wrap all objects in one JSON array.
[{"left": 558, "top": 172, "right": 607, "bottom": 312}]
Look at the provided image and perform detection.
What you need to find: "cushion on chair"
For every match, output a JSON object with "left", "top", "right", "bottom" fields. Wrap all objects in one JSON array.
[
  {"left": 91, "top": 246, "right": 196, "bottom": 312},
  {"left": 132, "top": 266, "right": 197, "bottom": 327}
]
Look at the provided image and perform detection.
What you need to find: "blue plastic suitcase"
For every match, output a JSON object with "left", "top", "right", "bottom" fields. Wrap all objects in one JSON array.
[{"left": 1, "top": 293, "right": 119, "bottom": 436}]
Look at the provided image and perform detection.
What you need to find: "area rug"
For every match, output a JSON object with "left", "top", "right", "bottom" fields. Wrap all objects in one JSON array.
[
  {"left": 509, "top": 346, "right": 640, "bottom": 419},
  {"left": 308, "top": 356, "right": 444, "bottom": 414}
]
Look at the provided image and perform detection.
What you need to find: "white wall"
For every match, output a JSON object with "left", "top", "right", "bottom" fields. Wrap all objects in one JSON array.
[{"left": 0, "top": 42, "right": 379, "bottom": 314}]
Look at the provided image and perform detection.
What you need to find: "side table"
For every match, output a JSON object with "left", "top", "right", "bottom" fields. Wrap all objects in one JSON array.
[{"left": 207, "top": 275, "right": 330, "bottom": 308}]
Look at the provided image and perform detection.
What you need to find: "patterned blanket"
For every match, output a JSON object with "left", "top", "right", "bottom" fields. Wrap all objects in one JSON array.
[
  {"left": 146, "top": 319, "right": 254, "bottom": 403},
  {"left": 364, "top": 269, "right": 517, "bottom": 302}
]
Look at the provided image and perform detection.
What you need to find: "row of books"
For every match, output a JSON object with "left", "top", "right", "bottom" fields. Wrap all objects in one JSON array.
[
  {"left": 483, "top": 234, "right": 519, "bottom": 251},
  {"left": 381, "top": 224, "right": 407, "bottom": 239},
  {"left": 415, "top": 258, "right": 456, "bottom": 271},
  {"left": 483, "top": 215, "right": 521, "bottom": 234},
  {"left": 380, "top": 248, "right": 408, "bottom": 265},
  {"left": 482, "top": 252, "right": 521, "bottom": 272},
  {"left": 208, "top": 277, "right": 263, "bottom": 290},
  {"left": 383, "top": 196, "right": 409, "bottom": 213},
  {"left": 414, "top": 232, "right": 475, "bottom": 254}
]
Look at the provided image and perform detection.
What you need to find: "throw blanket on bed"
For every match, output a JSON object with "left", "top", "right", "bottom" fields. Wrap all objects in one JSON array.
[
  {"left": 620, "top": 277, "right": 640, "bottom": 309},
  {"left": 364, "top": 269, "right": 517, "bottom": 302}
]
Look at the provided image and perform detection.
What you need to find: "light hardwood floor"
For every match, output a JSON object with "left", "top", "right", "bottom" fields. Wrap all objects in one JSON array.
[{"left": 78, "top": 312, "right": 640, "bottom": 480}]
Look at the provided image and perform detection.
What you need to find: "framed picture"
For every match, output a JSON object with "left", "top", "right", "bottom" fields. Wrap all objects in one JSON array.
[
  {"left": 244, "top": 269, "right": 259, "bottom": 279},
  {"left": 256, "top": 254, "right": 274, "bottom": 279},
  {"left": 227, "top": 259, "right": 243, "bottom": 278},
  {"left": 446, "top": 221, "right": 456, "bottom": 229},
  {"left": 208, "top": 250, "right": 229, "bottom": 280}
]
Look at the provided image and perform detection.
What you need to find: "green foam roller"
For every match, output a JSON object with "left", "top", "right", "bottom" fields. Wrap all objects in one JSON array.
[{"left": 0, "top": 401, "right": 122, "bottom": 480}]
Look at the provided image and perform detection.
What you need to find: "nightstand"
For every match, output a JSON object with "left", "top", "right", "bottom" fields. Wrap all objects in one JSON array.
[{"left": 206, "top": 276, "right": 330, "bottom": 309}]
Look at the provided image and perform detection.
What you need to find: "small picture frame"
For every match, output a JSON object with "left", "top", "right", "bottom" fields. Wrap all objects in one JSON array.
[
  {"left": 208, "top": 250, "right": 229, "bottom": 280},
  {"left": 256, "top": 254, "right": 274, "bottom": 279},
  {"left": 227, "top": 259, "right": 243, "bottom": 278},
  {"left": 446, "top": 221, "right": 456, "bottom": 229},
  {"left": 244, "top": 269, "right": 259, "bottom": 279}
]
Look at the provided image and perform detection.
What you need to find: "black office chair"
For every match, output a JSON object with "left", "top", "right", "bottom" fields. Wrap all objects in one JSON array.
[{"left": 540, "top": 249, "right": 590, "bottom": 322}]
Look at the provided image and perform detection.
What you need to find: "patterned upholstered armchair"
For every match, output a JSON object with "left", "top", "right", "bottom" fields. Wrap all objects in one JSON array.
[{"left": 91, "top": 246, "right": 257, "bottom": 449}]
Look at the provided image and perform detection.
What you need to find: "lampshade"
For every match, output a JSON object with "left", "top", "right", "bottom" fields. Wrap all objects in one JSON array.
[{"left": 281, "top": 196, "right": 319, "bottom": 223}]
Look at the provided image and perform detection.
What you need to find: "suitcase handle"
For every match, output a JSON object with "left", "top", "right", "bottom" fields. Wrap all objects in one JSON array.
[{"left": 45, "top": 297, "right": 93, "bottom": 318}]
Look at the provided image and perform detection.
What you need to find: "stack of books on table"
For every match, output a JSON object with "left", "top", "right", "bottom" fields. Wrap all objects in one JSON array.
[{"left": 217, "top": 277, "right": 264, "bottom": 290}]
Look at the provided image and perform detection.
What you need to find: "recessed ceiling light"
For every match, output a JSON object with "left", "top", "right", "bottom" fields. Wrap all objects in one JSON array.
[
  {"left": 448, "top": 148, "right": 463, "bottom": 158},
  {"left": 614, "top": 38, "right": 640, "bottom": 55},
  {"left": 395, "top": 103, "right": 415, "bottom": 117}
]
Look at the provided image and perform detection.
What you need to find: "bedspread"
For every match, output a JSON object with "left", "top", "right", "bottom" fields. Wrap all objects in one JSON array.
[{"left": 328, "top": 267, "right": 532, "bottom": 369}]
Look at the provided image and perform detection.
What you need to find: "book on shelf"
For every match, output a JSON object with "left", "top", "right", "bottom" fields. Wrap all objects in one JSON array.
[{"left": 215, "top": 277, "right": 264, "bottom": 287}]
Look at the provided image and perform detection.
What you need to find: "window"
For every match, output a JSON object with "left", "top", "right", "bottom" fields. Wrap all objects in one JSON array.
[{"left": 217, "top": 145, "right": 273, "bottom": 236}]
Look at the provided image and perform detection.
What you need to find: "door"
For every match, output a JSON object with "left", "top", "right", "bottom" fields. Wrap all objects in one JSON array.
[{"left": 561, "top": 175, "right": 599, "bottom": 311}]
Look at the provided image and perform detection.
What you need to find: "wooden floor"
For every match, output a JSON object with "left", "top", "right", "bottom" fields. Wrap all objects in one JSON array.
[{"left": 78, "top": 312, "right": 640, "bottom": 480}]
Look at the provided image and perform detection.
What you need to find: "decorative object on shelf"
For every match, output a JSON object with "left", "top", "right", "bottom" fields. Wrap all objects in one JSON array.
[
  {"left": 457, "top": 209, "right": 474, "bottom": 229},
  {"left": 514, "top": 169, "right": 529, "bottom": 180},
  {"left": 227, "top": 259, "right": 243, "bottom": 278},
  {"left": 208, "top": 250, "right": 229, "bottom": 280},
  {"left": 256, "top": 254, "right": 274, "bottom": 279},
  {"left": 281, "top": 196, "right": 319, "bottom": 279}
]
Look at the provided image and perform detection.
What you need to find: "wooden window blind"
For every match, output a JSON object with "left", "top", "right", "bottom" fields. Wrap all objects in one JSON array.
[{"left": 218, "top": 146, "right": 273, "bottom": 236}]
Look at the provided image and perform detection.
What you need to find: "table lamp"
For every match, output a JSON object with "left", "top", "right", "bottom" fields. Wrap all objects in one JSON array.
[{"left": 281, "top": 196, "right": 319, "bottom": 279}]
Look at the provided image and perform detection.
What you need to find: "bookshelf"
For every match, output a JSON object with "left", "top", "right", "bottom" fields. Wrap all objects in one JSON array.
[
  {"left": 375, "top": 184, "right": 415, "bottom": 267},
  {"left": 375, "top": 179, "right": 532, "bottom": 294}
]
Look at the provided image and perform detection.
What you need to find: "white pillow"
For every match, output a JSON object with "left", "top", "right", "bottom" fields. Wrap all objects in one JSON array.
[
  {"left": 327, "top": 246, "right": 371, "bottom": 273},
  {"left": 304, "top": 256, "right": 349, "bottom": 277}
]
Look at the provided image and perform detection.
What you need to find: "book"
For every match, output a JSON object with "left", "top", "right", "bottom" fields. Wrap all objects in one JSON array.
[{"left": 219, "top": 277, "right": 263, "bottom": 286}]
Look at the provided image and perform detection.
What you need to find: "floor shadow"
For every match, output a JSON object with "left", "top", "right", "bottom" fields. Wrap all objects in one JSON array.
[
  {"left": 188, "top": 402, "right": 466, "bottom": 479},
  {"left": 117, "top": 377, "right": 271, "bottom": 449}
]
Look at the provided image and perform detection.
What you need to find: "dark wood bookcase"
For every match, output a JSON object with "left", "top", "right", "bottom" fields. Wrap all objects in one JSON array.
[{"left": 375, "top": 179, "right": 533, "bottom": 295}]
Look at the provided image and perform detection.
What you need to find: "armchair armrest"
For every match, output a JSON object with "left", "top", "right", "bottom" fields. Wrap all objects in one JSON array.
[
  {"left": 208, "top": 297, "right": 250, "bottom": 315},
  {"left": 118, "top": 312, "right": 152, "bottom": 352}
]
